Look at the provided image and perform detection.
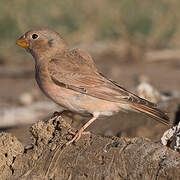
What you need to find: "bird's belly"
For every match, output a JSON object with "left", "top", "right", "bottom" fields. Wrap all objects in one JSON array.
[
  {"left": 70, "top": 93, "right": 120, "bottom": 116},
  {"left": 37, "top": 80, "right": 80, "bottom": 110},
  {"left": 38, "top": 81, "right": 123, "bottom": 116}
]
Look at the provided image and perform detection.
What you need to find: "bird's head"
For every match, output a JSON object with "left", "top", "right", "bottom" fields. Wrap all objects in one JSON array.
[{"left": 16, "top": 28, "right": 68, "bottom": 59}]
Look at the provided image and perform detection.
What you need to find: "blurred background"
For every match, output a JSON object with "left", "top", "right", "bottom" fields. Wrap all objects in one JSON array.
[{"left": 0, "top": 0, "right": 180, "bottom": 144}]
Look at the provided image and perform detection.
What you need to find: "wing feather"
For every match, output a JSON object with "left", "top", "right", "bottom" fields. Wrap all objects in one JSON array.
[{"left": 48, "top": 48, "right": 156, "bottom": 107}]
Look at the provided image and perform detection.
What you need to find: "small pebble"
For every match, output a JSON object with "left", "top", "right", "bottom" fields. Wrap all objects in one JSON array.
[{"left": 19, "top": 92, "right": 34, "bottom": 105}]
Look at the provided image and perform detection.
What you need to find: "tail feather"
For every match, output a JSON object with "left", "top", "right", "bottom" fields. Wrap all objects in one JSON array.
[{"left": 130, "top": 103, "right": 170, "bottom": 125}]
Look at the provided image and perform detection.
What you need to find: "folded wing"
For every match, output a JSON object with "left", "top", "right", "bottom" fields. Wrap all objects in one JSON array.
[{"left": 48, "top": 48, "right": 169, "bottom": 125}]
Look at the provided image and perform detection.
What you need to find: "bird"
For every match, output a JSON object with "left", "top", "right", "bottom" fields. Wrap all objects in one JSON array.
[{"left": 16, "top": 28, "right": 170, "bottom": 146}]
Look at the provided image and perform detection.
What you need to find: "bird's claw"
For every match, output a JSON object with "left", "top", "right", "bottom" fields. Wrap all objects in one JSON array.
[{"left": 65, "top": 131, "right": 91, "bottom": 146}]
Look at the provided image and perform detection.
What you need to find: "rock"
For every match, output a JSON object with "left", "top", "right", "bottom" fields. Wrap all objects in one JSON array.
[{"left": 19, "top": 92, "right": 34, "bottom": 105}]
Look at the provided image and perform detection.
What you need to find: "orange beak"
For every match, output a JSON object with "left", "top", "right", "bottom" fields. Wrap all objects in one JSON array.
[{"left": 16, "top": 37, "right": 29, "bottom": 48}]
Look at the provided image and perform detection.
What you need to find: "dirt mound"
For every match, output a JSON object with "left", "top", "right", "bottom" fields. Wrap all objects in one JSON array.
[{"left": 0, "top": 115, "right": 179, "bottom": 180}]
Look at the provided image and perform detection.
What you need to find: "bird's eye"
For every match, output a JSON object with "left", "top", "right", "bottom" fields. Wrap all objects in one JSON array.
[{"left": 32, "top": 34, "right": 38, "bottom": 39}]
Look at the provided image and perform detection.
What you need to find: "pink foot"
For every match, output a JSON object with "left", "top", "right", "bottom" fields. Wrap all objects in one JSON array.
[{"left": 66, "top": 131, "right": 91, "bottom": 146}]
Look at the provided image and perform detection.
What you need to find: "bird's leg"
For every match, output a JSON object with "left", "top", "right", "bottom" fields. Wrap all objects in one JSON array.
[
  {"left": 66, "top": 113, "right": 99, "bottom": 146},
  {"left": 52, "top": 110, "right": 73, "bottom": 118}
]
